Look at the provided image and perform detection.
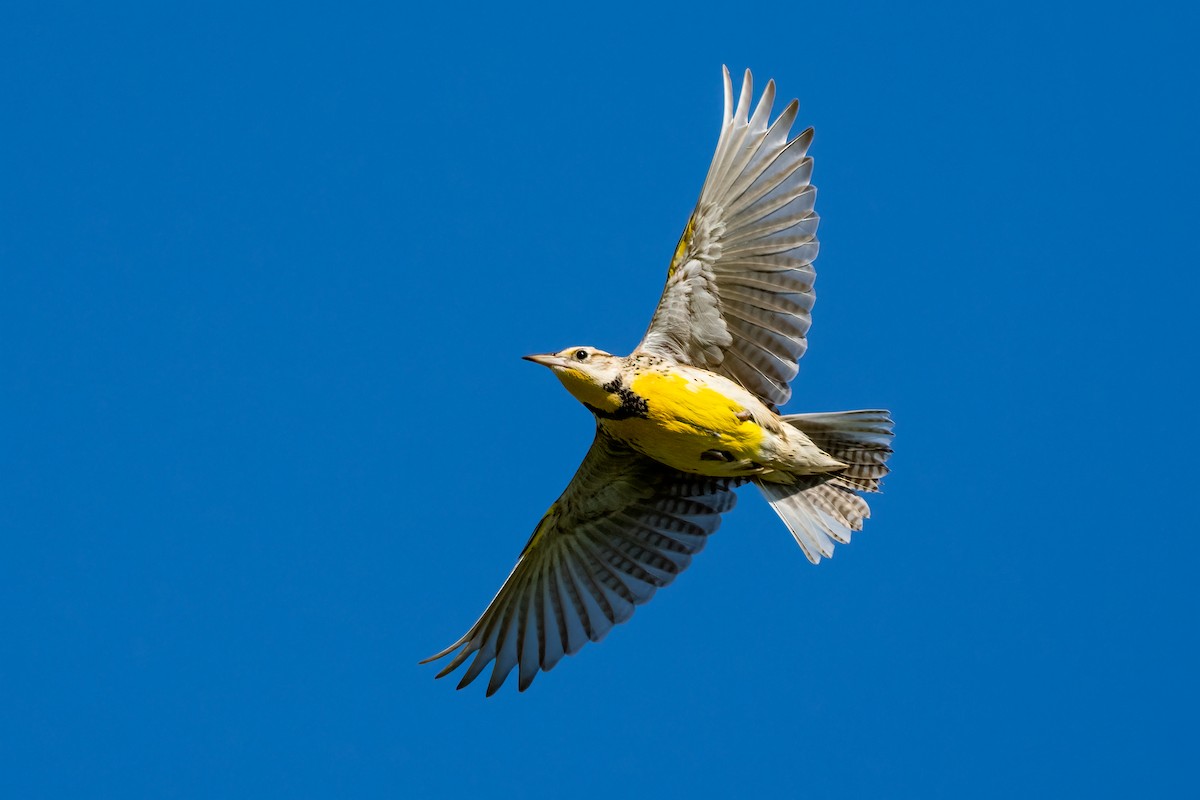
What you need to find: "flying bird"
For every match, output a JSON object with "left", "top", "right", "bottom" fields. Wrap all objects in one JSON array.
[{"left": 423, "top": 67, "right": 893, "bottom": 695}]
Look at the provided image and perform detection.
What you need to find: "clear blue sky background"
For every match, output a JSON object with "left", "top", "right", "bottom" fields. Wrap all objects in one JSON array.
[{"left": 3, "top": 2, "right": 1197, "bottom": 797}]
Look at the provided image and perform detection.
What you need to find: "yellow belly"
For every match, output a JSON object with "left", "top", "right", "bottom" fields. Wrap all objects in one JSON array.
[{"left": 601, "top": 371, "right": 766, "bottom": 476}]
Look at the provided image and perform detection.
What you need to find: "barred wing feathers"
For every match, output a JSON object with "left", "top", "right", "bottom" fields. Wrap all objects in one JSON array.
[
  {"left": 422, "top": 430, "right": 741, "bottom": 695},
  {"left": 637, "top": 67, "right": 819, "bottom": 407}
]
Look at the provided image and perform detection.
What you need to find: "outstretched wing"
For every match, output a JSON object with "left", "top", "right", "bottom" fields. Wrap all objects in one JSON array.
[
  {"left": 422, "top": 429, "right": 741, "bottom": 695},
  {"left": 637, "top": 67, "right": 819, "bottom": 407}
]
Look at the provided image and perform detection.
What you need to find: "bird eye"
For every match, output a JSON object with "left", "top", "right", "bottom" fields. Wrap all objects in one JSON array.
[{"left": 574, "top": 349, "right": 589, "bottom": 361}]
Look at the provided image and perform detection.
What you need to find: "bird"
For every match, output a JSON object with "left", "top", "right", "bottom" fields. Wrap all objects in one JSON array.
[{"left": 422, "top": 67, "right": 894, "bottom": 696}]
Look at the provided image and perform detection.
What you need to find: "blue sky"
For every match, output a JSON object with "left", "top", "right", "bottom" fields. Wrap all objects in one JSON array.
[{"left": 3, "top": 2, "right": 1197, "bottom": 797}]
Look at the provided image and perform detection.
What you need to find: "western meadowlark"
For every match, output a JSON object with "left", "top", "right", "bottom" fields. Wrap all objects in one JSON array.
[{"left": 423, "top": 67, "right": 894, "bottom": 695}]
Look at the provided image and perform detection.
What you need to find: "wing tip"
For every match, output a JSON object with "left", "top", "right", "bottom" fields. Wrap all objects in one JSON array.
[{"left": 420, "top": 636, "right": 466, "bottom": 666}]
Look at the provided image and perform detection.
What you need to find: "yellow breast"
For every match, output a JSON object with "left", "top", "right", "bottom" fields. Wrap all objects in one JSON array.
[{"left": 603, "top": 370, "right": 766, "bottom": 476}]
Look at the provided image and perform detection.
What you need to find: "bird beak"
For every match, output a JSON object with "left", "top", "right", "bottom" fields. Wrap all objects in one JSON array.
[{"left": 523, "top": 353, "right": 567, "bottom": 368}]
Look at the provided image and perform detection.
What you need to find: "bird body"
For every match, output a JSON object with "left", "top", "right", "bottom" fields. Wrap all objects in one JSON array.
[
  {"left": 423, "top": 68, "right": 894, "bottom": 695},
  {"left": 529, "top": 348, "right": 846, "bottom": 481}
]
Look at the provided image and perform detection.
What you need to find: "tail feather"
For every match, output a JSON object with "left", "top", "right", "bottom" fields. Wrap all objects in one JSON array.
[
  {"left": 784, "top": 409, "right": 894, "bottom": 492},
  {"left": 784, "top": 409, "right": 894, "bottom": 446},
  {"left": 758, "top": 409, "right": 894, "bottom": 564},
  {"left": 759, "top": 481, "right": 841, "bottom": 561}
]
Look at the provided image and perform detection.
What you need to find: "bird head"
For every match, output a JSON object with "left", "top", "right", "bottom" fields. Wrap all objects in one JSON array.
[{"left": 523, "top": 346, "right": 627, "bottom": 412}]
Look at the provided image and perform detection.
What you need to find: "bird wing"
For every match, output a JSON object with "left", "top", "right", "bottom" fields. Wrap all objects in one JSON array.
[
  {"left": 421, "top": 428, "right": 741, "bottom": 695},
  {"left": 636, "top": 67, "right": 819, "bottom": 407}
]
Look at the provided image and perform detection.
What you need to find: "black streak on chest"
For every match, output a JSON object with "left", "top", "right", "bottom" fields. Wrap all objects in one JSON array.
[{"left": 586, "top": 378, "right": 649, "bottom": 421}]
